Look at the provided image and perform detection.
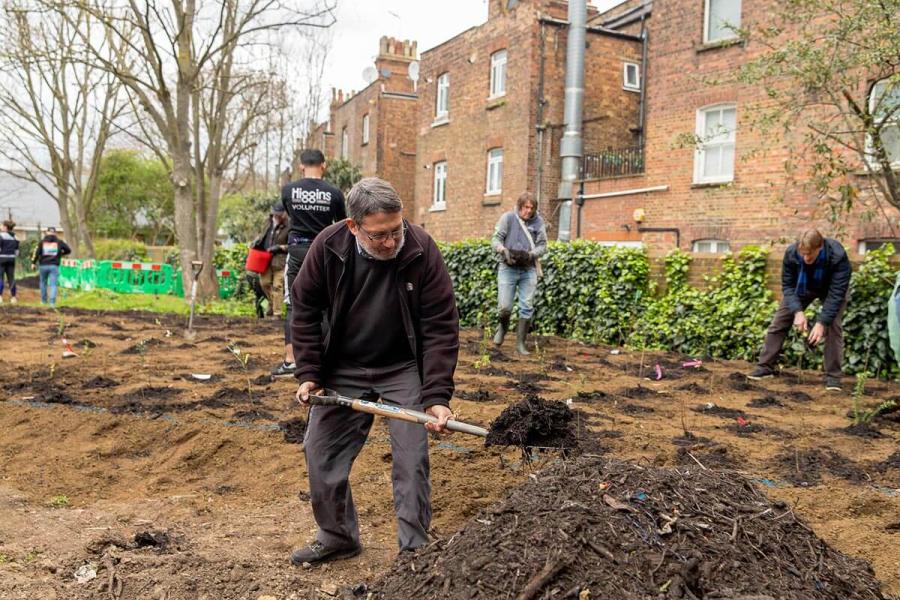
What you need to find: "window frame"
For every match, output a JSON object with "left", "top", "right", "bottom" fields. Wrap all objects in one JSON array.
[
  {"left": 361, "top": 114, "right": 369, "bottom": 145},
  {"left": 693, "top": 103, "right": 737, "bottom": 184},
  {"left": 703, "top": 0, "right": 742, "bottom": 44},
  {"left": 436, "top": 72, "right": 450, "bottom": 119},
  {"left": 858, "top": 239, "right": 900, "bottom": 255},
  {"left": 623, "top": 62, "right": 640, "bottom": 92},
  {"left": 489, "top": 49, "right": 508, "bottom": 99},
  {"left": 432, "top": 161, "right": 448, "bottom": 210},
  {"left": 485, "top": 148, "right": 503, "bottom": 195},
  {"left": 692, "top": 239, "right": 731, "bottom": 253},
  {"left": 341, "top": 126, "right": 349, "bottom": 159},
  {"left": 866, "top": 78, "right": 900, "bottom": 169}
]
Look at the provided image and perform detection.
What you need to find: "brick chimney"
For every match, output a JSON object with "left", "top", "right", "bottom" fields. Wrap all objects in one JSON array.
[
  {"left": 374, "top": 36, "right": 418, "bottom": 93},
  {"left": 489, "top": 0, "right": 521, "bottom": 19}
]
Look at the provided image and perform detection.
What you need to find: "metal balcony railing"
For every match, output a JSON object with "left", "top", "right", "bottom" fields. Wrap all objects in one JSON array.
[{"left": 582, "top": 146, "right": 644, "bottom": 180}]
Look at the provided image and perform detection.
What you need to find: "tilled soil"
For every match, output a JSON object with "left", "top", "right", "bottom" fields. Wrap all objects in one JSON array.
[
  {"left": 0, "top": 301, "right": 898, "bottom": 598},
  {"left": 373, "top": 457, "right": 885, "bottom": 599}
]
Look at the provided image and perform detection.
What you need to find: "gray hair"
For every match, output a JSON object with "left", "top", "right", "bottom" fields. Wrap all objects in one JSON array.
[{"left": 346, "top": 177, "right": 403, "bottom": 223}]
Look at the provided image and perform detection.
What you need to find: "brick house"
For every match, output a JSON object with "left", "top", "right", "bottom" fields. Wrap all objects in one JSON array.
[
  {"left": 304, "top": 37, "right": 419, "bottom": 220},
  {"left": 413, "top": 0, "right": 643, "bottom": 241},
  {"left": 574, "top": 0, "right": 900, "bottom": 256}
]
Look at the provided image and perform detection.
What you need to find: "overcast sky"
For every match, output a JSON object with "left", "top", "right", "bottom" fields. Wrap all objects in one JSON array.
[{"left": 322, "top": 0, "right": 625, "bottom": 93}]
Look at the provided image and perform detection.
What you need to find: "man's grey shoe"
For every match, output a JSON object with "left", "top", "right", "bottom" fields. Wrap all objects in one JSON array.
[
  {"left": 271, "top": 361, "right": 295, "bottom": 378},
  {"left": 747, "top": 366, "right": 775, "bottom": 380},
  {"left": 824, "top": 377, "right": 842, "bottom": 392},
  {"left": 290, "top": 540, "right": 361, "bottom": 566}
]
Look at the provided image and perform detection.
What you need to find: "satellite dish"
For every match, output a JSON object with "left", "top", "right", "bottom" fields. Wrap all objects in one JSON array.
[
  {"left": 407, "top": 61, "right": 420, "bottom": 83},
  {"left": 362, "top": 66, "right": 378, "bottom": 84},
  {"left": 380, "top": 68, "right": 392, "bottom": 79}
]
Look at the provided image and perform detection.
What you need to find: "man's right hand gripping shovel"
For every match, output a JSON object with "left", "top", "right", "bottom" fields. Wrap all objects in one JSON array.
[{"left": 296, "top": 381, "right": 321, "bottom": 406}]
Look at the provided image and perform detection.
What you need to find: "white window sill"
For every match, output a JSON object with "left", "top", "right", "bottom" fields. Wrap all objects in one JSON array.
[
  {"left": 691, "top": 178, "right": 733, "bottom": 188},
  {"left": 429, "top": 204, "right": 447, "bottom": 212},
  {"left": 431, "top": 117, "right": 450, "bottom": 128},
  {"left": 484, "top": 191, "right": 502, "bottom": 197},
  {"left": 623, "top": 86, "right": 640, "bottom": 93}
]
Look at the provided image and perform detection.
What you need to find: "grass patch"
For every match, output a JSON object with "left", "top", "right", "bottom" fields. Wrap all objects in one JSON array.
[
  {"left": 34, "top": 288, "right": 256, "bottom": 317},
  {"left": 48, "top": 495, "right": 70, "bottom": 508}
]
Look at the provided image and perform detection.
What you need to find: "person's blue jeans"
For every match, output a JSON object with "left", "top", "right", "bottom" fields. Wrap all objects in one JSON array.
[
  {"left": 497, "top": 263, "right": 537, "bottom": 320},
  {"left": 39, "top": 264, "right": 59, "bottom": 306}
]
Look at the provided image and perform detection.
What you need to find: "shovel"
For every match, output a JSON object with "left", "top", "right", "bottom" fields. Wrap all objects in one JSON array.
[
  {"left": 308, "top": 390, "right": 488, "bottom": 437},
  {"left": 185, "top": 260, "right": 204, "bottom": 340}
]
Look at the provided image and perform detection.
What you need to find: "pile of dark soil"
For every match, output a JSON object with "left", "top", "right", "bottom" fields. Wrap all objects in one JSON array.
[
  {"left": 783, "top": 390, "right": 813, "bottom": 403},
  {"left": 727, "top": 371, "right": 764, "bottom": 392},
  {"left": 726, "top": 421, "right": 767, "bottom": 437},
  {"left": 485, "top": 396, "right": 576, "bottom": 451},
  {"left": 251, "top": 374, "right": 272, "bottom": 386},
  {"left": 774, "top": 448, "right": 869, "bottom": 486},
  {"left": 463, "top": 340, "right": 511, "bottom": 362},
  {"left": 35, "top": 386, "right": 75, "bottom": 405},
  {"left": 7, "top": 378, "right": 76, "bottom": 404},
  {"left": 676, "top": 445, "right": 737, "bottom": 470},
  {"left": 476, "top": 366, "right": 514, "bottom": 378},
  {"left": 573, "top": 390, "right": 610, "bottom": 403},
  {"left": 841, "top": 422, "right": 885, "bottom": 439},
  {"left": 205, "top": 386, "right": 248, "bottom": 404},
  {"left": 506, "top": 380, "right": 545, "bottom": 395},
  {"left": 620, "top": 403, "right": 654, "bottom": 414},
  {"left": 232, "top": 409, "right": 274, "bottom": 422},
  {"left": 747, "top": 395, "right": 784, "bottom": 408},
  {"left": 371, "top": 457, "right": 886, "bottom": 599},
  {"left": 692, "top": 403, "right": 748, "bottom": 420},
  {"left": 279, "top": 417, "right": 307, "bottom": 444},
  {"left": 83, "top": 376, "right": 120, "bottom": 389},
  {"left": 549, "top": 357, "right": 575, "bottom": 372},
  {"left": 619, "top": 384, "right": 659, "bottom": 399},
  {"left": 133, "top": 530, "right": 170, "bottom": 551},
  {"left": 676, "top": 382, "right": 709, "bottom": 395},
  {"left": 455, "top": 389, "right": 494, "bottom": 402},
  {"left": 121, "top": 338, "right": 164, "bottom": 354}
]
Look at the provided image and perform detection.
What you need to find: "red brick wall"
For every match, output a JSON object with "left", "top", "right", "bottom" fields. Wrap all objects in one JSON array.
[
  {"left": 414, "top": 0, "right": 642, "bottom": 242},
  {"left": 378, "top": 94, "right": 419, "bottom": 221},
  {"left": 414, "top": 2, "right": 538, "bottom": 240},
  {"left": 574, "top": 0, "right": 900, "bottom": 256}
]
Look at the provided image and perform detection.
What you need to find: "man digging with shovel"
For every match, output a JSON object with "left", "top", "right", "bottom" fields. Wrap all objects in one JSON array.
[{"left": 289, "top": 177, "right": 459, "bottom": 566}]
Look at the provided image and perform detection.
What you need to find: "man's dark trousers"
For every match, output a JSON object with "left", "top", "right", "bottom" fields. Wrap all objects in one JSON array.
[
  {"left": 757, "top": 297, "right": 846, "bottom": 379},
  {"left": 303, "top": 360, "right": 431, "bottom": 551}
]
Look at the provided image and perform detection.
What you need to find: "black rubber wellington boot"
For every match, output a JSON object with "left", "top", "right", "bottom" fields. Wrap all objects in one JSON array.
[
  {"left": 515, "top": 318, "right": 531, "bottom": 355},
  {"left": 493, "top": 310, "right": 512, "bottom": 346}
]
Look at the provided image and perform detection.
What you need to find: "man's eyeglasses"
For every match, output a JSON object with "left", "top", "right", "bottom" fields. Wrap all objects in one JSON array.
[{"left": 358, "top": 223, "right": 407, "bottom": 243}]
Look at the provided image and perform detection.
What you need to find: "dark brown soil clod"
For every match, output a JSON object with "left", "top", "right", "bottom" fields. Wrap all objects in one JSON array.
[
  {"left": 279, "top": 417, "right": 307, "bottom": 444},
  {"left": 485, "top": 396, "right": 576, "bottom": 451},
  {"left": 748, "top": 395, "right": 784, "bottom": 408}
]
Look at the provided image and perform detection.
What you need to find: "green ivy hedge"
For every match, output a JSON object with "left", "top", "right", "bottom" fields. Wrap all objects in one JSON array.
[
  {"left": 438, "top": 240, "right": 899, "bottom": 379},
  {"left": 439, "top": 240, "right": 649, "bottom": 345}
]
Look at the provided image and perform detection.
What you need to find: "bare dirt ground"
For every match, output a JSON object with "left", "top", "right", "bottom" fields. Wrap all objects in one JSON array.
[{"left": 0, "top": 295, "right": 898, "bottom": 599}]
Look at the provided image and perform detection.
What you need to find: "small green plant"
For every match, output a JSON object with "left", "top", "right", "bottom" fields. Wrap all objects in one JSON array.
[
  {"left": 48, "top": 362, "right": 57, "bottom": 379},
  {"left": 228, "top": 344, "right": 254, "bottom": 401},
  {"left": 851, "top": 372, "right": 869, "bottom": 425},
  {"left": 0, "top": 553, "right": 9, "bottom": 564},
  {"left": 24, "top": 550, "right": 40, "bottom": 562},
  {"left": 49, "top": 495, "right": 69, "bottom": 508},
  {"left": 56, "top": 313, "right": 66, "bottom": 337}
]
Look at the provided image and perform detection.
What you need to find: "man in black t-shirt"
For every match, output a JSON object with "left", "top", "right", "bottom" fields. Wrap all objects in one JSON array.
[{"left": 271, "top": 149, "right": 347, "bottom": 377}]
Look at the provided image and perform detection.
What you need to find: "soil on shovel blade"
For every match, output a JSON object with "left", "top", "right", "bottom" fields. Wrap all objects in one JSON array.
[
  {"left": 485, "top": 395, "right": 577, "bottom": 451},
  {"left": 371, "top": 457, "right": 888, "bottom": 600}
]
